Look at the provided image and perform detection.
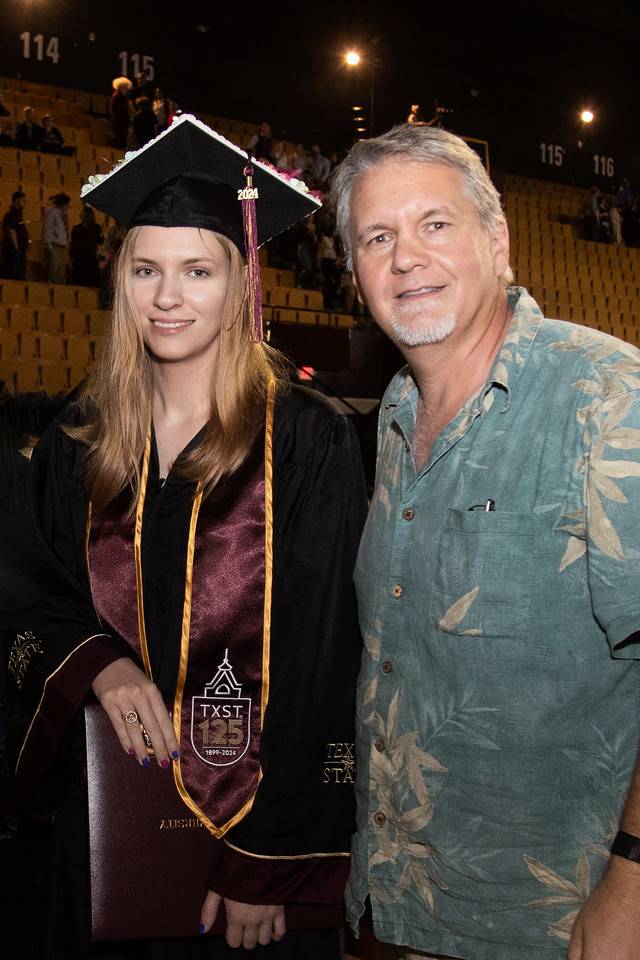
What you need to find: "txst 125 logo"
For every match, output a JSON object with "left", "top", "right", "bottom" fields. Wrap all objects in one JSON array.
[{"left": 191, "top": 651, "right": 251, "bottom": 767}]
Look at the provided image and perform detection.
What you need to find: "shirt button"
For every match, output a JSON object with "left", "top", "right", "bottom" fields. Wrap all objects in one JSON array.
[
  {"left": 381, "top": 660, "right": 393, "bottom": 674},
  {"left": 392, "top": 584, "right": 403, "bottom": 598},
  {"left": 373, "top": 811, "right": 387, "bottom": 827},
  {"left": 402, "top": 507, "right": 415, "bottom": 521},
  {"left": 374, "top": 738, "right": 385, "bottom": 753}
]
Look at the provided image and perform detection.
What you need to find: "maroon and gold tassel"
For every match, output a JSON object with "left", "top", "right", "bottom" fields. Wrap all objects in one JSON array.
[{"left": 240, "top": 161, "right": 263, "bottom": 343}]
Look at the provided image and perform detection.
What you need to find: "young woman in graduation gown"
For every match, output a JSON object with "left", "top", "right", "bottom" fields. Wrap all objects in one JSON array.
[{"left": 5, "top": 116, "right": 367, "bottom": 959}]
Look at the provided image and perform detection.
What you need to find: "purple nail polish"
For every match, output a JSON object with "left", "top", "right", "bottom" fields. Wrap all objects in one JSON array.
[
  {"left": 199, "top": 921, "right": 205, "bottom": 935},
  {"left": 128, "top": 748, "right": 135, "bottom": 757},
  {"left": 160, "top": 758, "right": 169, "bottom": 769},
  {"left": 141, "top": 757, "right": 150, "bottom": 768},
  {"left": 171, "top": 750, "right": 180, "bottom": 760}
]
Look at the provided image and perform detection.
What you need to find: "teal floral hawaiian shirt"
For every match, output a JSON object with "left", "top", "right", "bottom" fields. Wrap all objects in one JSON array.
[{"left": 349, "top": 287, "right": 640, "bottom": 959}]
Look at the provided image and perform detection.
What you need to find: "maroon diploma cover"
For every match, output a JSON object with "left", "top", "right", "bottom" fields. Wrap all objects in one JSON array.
[{"left": 85, "top": 702, "right": 221, "bottom": 941}]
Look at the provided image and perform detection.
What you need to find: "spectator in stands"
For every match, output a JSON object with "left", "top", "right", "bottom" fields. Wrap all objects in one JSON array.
[
  {"left": 42, "top": 192, "right": 70, "bottom": 284},
  {"left": 609, "top": 199, "right": 623, "bottom": 245},
  {"left": 272, "top": 140, "right": 289, "bottom": 169},
  {"left": 618, "top": 179, "right": 635, "bottom": 246},
  {"left": 0, "top": 92, "right": 9, "bottom": 117},
  {"left": 166, "top": 98, "right": 180, "bottom": 127},
  {"left": 15, "top": 107, "right": 43, "bottom": 151},
  {"left": 295, "top": 217, "right": 318, "bottom": 289},
  {"left": 582, "top": 186, "right": 600, "bottom": 241},
  {"left": 40, "top": 114, "right": 75, "bottom": 156},
  {"left": 105, "top": 221, "right": 125, "bottom": 262},
  {"left": 132, "top": 96, "right": 157, "bottom": 148},
  {"left": 247, "top": 121, "right": 276, "bottom": 163},
  {"left": 2, "top": 191, "right": 29, "bottom": 280},
  {"left": 336, "top": 236, "right": 358, "bottom": 316},
  {"left": 597, "top": 192, "right": 611, "bottom": 243},
  {"left": 292, "top": 142, "right": 309, "bottom": 175},
  {"left": 152, "top": 86, "right": 169, "bottom": 132},
  {"left": 628, "top": 196, "right": 640, "bottom": 248},
  {"left": 310, "top": 144, "right": 331, "bottom": 187},
  {"left": 317, "top": 226, "right": 339, "bottom": 310},
  {"left": 69, "top": 205, "right": 103, "bottom": 287},
  {"left": 0, "top": 120, "right": 13, "bottom": 147},
  {"left": 129, "top": 70, "right": 154, "bottom": 104},
  {"left": 110, "top": 77, "right": 132, "bottom": 150}
]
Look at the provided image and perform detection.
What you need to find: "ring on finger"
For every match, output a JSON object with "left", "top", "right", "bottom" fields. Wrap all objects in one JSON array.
[{"left": 123, "top": 710, "right": 139, "bottom": 724}]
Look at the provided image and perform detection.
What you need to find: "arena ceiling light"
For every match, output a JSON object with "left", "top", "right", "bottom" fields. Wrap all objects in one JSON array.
[
  {"left": 580, "top": 109, "right": 594, "bottom": 123},
  {"left": 345, "top": 50, "right": 361, "bottom": 66}
]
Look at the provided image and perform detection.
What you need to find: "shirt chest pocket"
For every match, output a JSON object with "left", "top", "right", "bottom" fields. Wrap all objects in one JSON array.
[{"left": 428, "top": 509, "right": 553, "bottom": 639}]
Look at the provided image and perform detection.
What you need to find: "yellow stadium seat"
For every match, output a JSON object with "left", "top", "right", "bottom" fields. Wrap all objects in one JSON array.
[
  {"left": 39, "top": 333, "right": 65, "bottom": 362},
  {"left": 36, "top": 307, "right": 62, "bottom": 334},
  {"left": 52, "top": 285, "right": 77, "bottom": 309},
  {"left": 38, "top": 153, "right": 59, "bottom": 172},
  {"left": 0, "top": 361, "right": 16, "bottom": 391},
  {"left": 66, "top": 337, "right": 91, "bottom": 365},
  {"left": 19, "top": 332, "right": 38, "bottom": 360},
  {"left": 18, "top": 150, "right": 39, "bottom": 170},
  {"left": 15, "top": 363, "right": 42, "bottom": 392},
  {"left": 40, "top": 364, "right": 69, "bottom": 395},
  {"left": 26, "top": 283, "right": 52, "bottom": 307},
  {"left": 0, "top": 280, "right": 27, "bottom": 305},
  {"left": 87, "top": 310, "right": 109, "bottom": 336},
  {"left": 10, "top": 305, "right": 35, "bottom": 333},
  {"left": 0, "top": 330, "right": 18, "bottom": 358},
  {"left": 1, "top": 162, "right": 19, "bottom": 180},
  {"left": 68, "top": 365, "right": 89, "bottom": 390},
  {"left": 269, "top": 288, "right": 289, "bottom": 307},
  {"left": 77, "top": 287, "right": 99, "bottom": 309},
  {"left": 62, "top": 309, "right": 87, "bottom": 336}
]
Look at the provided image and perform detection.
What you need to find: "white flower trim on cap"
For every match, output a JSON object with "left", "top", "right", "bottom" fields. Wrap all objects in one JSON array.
[{"left": 80, "top": 113, "right": 320, "bottom": 206}]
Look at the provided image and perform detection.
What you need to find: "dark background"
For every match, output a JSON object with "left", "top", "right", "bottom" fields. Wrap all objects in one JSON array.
[{"left": 1, "top": 0, "right": 638, "bottom": 189}]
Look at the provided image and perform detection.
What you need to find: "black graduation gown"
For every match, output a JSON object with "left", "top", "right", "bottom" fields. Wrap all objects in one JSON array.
[{"left": 2, "top": 385, "right": 367, "bottom": 959}]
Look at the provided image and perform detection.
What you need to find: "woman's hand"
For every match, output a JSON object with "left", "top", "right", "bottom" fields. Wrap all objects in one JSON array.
[
  {"left": 91, "top": 657, "right": 179, "bottom": 767},
  {"left": 200, "top": 891, "right": 286, "bottom": 948}
]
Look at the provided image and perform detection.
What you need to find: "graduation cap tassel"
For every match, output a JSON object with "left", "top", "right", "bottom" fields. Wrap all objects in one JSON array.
[{"left": 240, "top": 161, "right": 263, "bottom": 343}]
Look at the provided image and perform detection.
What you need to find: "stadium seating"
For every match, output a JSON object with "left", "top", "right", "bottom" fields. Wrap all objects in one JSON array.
[
  {"left": 504, "top": 173, "right": 640, "bottom": 344},
  {"left": 5, "top": 75, "right": 637, "bottom": 396}
]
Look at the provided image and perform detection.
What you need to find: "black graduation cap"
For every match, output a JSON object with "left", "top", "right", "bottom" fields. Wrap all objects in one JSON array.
[
  {"left": 81, "top": 114, "right": 321, "bottom": 341},
  {"left": 81, "top": 114, "right": 320, "bottom": 250}
]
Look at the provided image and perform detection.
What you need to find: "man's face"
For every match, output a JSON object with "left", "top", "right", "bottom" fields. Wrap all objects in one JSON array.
[
  {"left": 350, "top": 160, "right": 509, "bottom": 348},
  {"left": 14, "top": 196, "right": 25, "bottom": 210},
  {"left": 24, "top": 109, "right": 34, "bottom": 123}
]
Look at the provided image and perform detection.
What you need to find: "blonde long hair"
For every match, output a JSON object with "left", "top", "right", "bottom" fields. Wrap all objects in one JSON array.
[{"left": 67, "top": 227, "right": 287, "bottom": 515}]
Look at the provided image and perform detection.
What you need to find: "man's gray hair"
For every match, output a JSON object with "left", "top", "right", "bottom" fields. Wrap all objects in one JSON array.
[{"left": 331, "top": 124, "right": 513, "bottom": 283}]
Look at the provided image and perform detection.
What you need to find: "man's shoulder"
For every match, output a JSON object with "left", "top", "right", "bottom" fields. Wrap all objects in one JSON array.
[{"left": 533, "top": 316, "right": 640, "bottom": 400}]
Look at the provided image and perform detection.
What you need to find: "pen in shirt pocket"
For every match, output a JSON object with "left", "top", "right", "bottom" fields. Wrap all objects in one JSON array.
[{"left": 468, "top": 499, "right": 495, "bottom": 512}]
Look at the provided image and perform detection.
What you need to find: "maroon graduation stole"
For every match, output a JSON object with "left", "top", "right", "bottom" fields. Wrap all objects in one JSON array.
[{"left": 87, "top": 382, "right": 275, "bottom": 837}]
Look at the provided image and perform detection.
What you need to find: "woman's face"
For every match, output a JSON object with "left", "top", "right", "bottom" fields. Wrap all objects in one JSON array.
[{"left": 131, "top": 226, "right": 230, "bottom": 372}]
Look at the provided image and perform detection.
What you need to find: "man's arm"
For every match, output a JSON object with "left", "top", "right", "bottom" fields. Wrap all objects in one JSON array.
[
  {"left": 568, "top": 759, "right": 640, "bottom": 960},
  {"left": 569, "top": 382, "right": 640, "bottom": 960}
]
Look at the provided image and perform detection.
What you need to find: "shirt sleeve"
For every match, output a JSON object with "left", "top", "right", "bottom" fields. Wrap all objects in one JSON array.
[
  {"left": 586, "top": 386, "right": 640, "bottom": 657},
  {"left": 210, "top": 406, "right": 368, "bottom": 904}
]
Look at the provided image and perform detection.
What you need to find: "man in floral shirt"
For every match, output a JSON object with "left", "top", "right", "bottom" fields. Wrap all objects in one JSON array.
[{"left": 332, "top": 125, "right": 640, "bottom": 960}]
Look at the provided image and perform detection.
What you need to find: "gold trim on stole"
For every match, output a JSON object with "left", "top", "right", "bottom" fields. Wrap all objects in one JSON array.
[
  {"left": 15, "top": 632, "right": 113, "bottom": 775},
  {"left": 172, "top": 379, "right": 277, "bottom": 838},
  {"left": 134, "top": 431, "right": 153, "bottom": 679},
  {"left": 223, "top": 839, "right": 350, "bottom": 861}
]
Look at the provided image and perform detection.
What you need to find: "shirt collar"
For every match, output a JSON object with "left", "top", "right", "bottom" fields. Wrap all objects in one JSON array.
[{"left": 388, "top": 285, "right": 544, "bottom": 418}]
